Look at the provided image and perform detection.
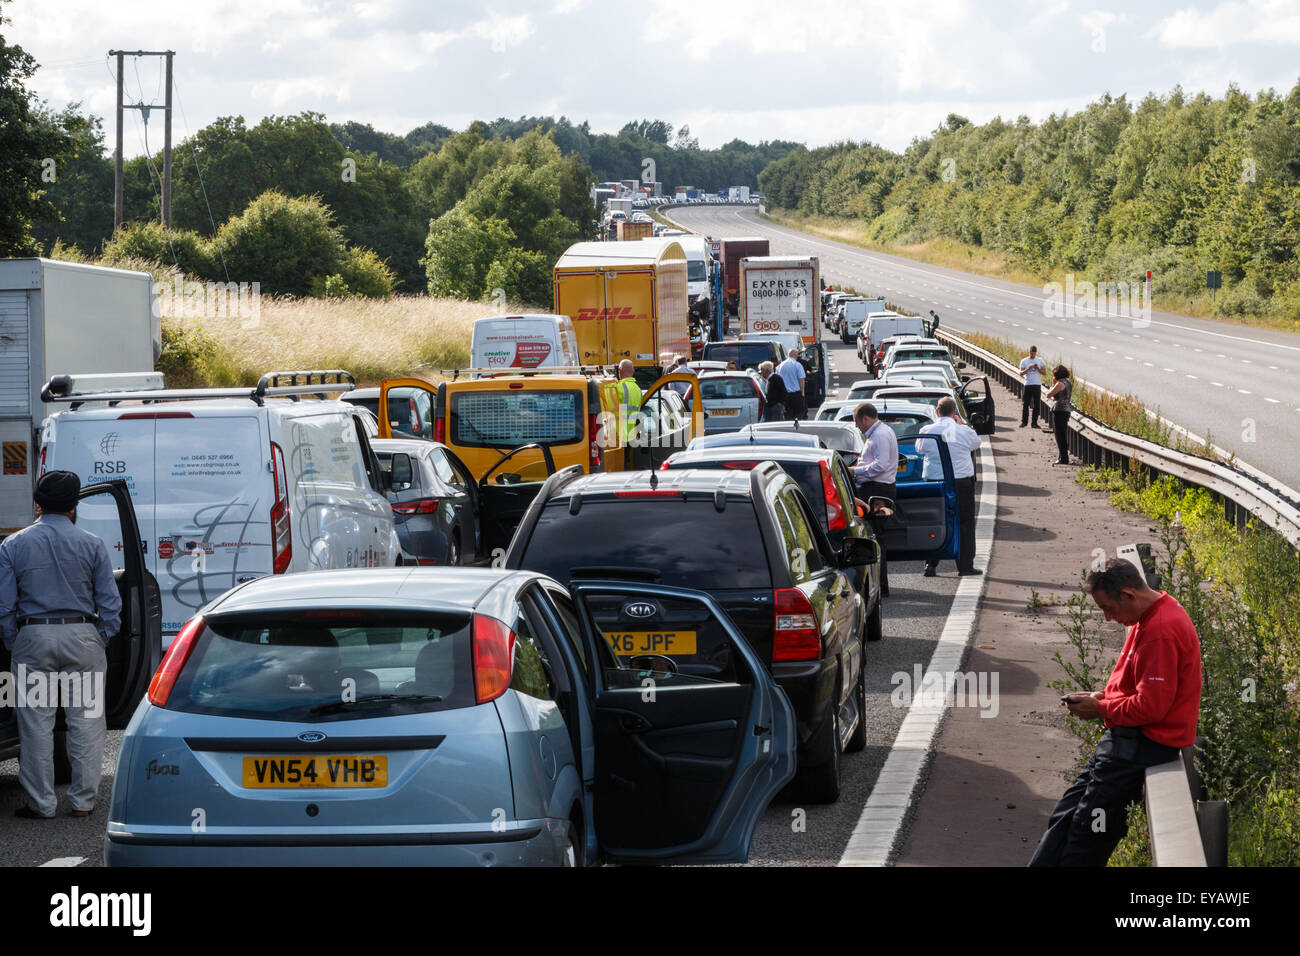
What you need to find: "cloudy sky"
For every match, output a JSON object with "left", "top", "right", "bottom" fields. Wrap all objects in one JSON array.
[{"left": 9, "top": 0, "right": 1300, "bottom": 155}]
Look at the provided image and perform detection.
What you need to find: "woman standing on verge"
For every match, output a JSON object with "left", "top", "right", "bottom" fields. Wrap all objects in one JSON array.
[{"left": 1044, "top": 364, "right": 1073, "bottom": 465}]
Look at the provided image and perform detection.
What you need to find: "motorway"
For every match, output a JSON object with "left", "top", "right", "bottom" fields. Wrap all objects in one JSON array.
[
  {"left": 667, "top": 205, "right": 1300, "bottom": 490},
  {"left": 0, "top": 335, "right": 973, "bottom": 868}
]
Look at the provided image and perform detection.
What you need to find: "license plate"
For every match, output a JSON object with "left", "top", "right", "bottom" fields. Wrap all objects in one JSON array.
[
  {"left": 713, "top": 408, "right": 740, "bottom": 416},
  {"left": 242, "top": 755, "right": 387, "bottom": 789},
  {"left": 603, "top": 631, "right": 697, "bottom": 656}
]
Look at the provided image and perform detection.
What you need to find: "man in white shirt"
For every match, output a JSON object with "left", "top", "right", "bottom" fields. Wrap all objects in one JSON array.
[
  {"left": 918, "top": 397, "right": 982, "bottom": 577},
  {"left": 666, "top": 356, "right": 694, "bottom": 399},
  {"left": 852, "top": 402, "right": 898, "bottom": 503},
  {"left": 1019, "top": 346, "right": 1048, "bottom": 428},
  {"left": 776, "top": 348, "right": 807, "bottom": 420}
]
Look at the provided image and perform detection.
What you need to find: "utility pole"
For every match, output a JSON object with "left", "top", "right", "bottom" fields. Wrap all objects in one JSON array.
[{"left": 109, "top": 49, "right": 175, "bottom": 233}]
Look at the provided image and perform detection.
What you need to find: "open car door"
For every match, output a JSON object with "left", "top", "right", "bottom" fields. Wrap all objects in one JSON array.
[
  {"left": 78, "top": 480, "right": 162, "bottom": 727},
  {"left": 478, "top": 443, "right": 557, "bottom": 557},
  {"left": 802, "top": 343, "right": 828, "bottom": 408},
  {"left": 628, "top": 372, "right": 704, "bottom": 471},
  {"left": 376, "top": 378, "right": 437, "bottom": 440},
  {"left": 958, "top": 375, "right": 996, "bottom": 435},
  {"left": 568, "top": 580, "right": 796, "bottom": 865},
  {"left": 882, "top": 433, "right": 960, "bottom": 563}
]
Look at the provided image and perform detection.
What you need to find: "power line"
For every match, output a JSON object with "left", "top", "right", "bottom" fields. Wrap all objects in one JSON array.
[{"left": 172, "top": 72, "right": 230, "bottom": 282}]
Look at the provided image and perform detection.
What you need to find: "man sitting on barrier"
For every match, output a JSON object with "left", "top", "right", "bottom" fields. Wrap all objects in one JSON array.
[{"left": 1029, "top": 559, "right": 1202, "bottom": 866}]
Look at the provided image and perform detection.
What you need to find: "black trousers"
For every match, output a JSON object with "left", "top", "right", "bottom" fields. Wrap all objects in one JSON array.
[
  {"left": 927, "top": 475, "right": 976, "bottom": 572},
  {"left": 1028, "top": 727, "right": 1181, "bottom": 866},
  {"left": 1021, "top": 384, "right": 1042, "bottom": 425},
  {"left": 784, "top": 393, "right": 808, "bottom": 421},
  {"left": 1053, "top": 408, "right": 1070, "bottom": 463}
]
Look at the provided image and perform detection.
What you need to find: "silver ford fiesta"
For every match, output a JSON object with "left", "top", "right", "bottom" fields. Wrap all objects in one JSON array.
[{"left": 105, "top": 567, "right": 796, "bottom": 866}]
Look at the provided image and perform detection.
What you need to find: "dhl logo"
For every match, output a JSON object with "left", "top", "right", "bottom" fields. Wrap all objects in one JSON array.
[{"left": 575, "top": 307, "right": 649, "bottom": 322}]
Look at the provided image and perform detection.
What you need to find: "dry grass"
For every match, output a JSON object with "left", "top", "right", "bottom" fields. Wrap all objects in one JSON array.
[{"left": 163, "top": 294, "right": 533, "bottom": 388}]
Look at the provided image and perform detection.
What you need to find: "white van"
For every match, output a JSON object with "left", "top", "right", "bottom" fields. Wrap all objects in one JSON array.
[
  {"left": 862, "top": 312, "right": 926, "bottom": 358},
  {"left": 470, "top": 314, "right": 580, "bottom": 374},
  {"left": 38, "top": 371, "right": 400, "bottom": 638},
  {"left": 670, "top": 235, "right": 713, "bottom": 304}
]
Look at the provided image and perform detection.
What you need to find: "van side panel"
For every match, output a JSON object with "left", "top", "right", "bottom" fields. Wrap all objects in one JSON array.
[
  {"left": 654, "top": 258, "right": 689, "bottom": 369},
  {"left": 153, "top": 416, "right": 268, "bottom": 634},
  {"left": 554, "top": 271, "right": 607, "bottom": 366},
  {"left": 606, "top": 270, "right": 657, "bottom": 369}
]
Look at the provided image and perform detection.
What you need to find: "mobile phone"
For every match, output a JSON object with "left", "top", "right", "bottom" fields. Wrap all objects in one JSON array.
[{"left": 1060, "top": 695, "right": 1072, "bottom": 702}]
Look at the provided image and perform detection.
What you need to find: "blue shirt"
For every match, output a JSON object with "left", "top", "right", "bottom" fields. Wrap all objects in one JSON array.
[
  {"left": 853, "top": 419, "right": 899, "bottom": 485},
  {"left": 0, "top": 514, "right": 122, "bottom": 647},
  {"left": 776, "top": 357, "right": 805, "bottom": 393}
]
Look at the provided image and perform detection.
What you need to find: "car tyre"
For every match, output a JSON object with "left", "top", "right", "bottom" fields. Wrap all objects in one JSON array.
[
  {"left": 448, "top": 534, "right": 460, "bottom": 567},
  {"left": 845, "top": 652, "right": 869, "bottom": 753},
  {"left": 866, "top": 594, "right": 884, "bottom": 642},
  {"left": 800, "top": 702, "right": 842, "bottom": 803}
]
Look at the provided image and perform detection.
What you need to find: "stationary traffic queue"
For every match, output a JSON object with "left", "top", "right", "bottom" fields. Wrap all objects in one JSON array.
[{"left": 8, "top": 228, "right": 986, "bottom": 868}]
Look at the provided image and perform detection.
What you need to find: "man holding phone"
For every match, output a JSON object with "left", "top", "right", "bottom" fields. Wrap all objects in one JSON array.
[{"left": 1028, "top": 559, "right": 1202, "bottom": 866}]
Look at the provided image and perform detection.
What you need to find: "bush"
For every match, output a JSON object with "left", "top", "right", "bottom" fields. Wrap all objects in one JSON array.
[
  {"left": 215, "top": 191, "right": 345, "bottom": 296},
  {"left": 422, "top": 207, "right": 515, "bottom": 299},
  {"left": 337, "top": 246, "right": 396, "bottom": 297},
  {"left": 483, "top": 247, "right": 551, "bottom": 307},
  {"left": 156, "top": 321, "right": 220, "bottom": 388},
  {"left": 102, "top": 221, "right": 221, "bottom": 281}
]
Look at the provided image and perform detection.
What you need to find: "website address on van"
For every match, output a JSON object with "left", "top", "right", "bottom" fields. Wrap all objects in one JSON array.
[{"left": 1114, "top": 916, "right": 1251, "bottom": 930}]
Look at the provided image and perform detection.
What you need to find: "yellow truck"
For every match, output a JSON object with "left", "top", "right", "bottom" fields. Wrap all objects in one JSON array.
[
  {"left": 552, "top": 240, "right": 690, "bottom": 387},
  {"left": 615, "top": 219, "right": 653, "bottom": 241},
  {"left": 375, "top": 369, "right": 703, "bottom": 555}
]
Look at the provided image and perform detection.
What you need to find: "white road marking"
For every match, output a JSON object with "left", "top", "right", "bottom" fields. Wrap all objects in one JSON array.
[
  {"left": 1212, "top": 382, "right": 1224, "bottom": 387},
  {"left": 840, "top": 439, "right": 997, "bottom": 867},
  {"left": 1239, "top": 389, "right": 1252, "bottom": 395},
  {"left": 40, "top": 857, "right": 86, "bottom": 867},
  {"left": 1265, "top": 397, "right": 1280, "bottom": 404},
  {"left": 1186, "top": 374, "right": 1198, "bottom": 379}
]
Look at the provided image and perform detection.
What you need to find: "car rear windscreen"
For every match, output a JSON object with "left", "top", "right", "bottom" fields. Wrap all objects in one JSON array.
[
  {"left": 522, "top": 499, "right": 771, "bottom": 589},
  {"left": 165, "top": 612, "right": 474, "bottom": 721},
  {"left": 701, "top": 378, "right": 759, "bottom": 401},
  {"left": 702, "top": 343, "right": 777, "bottom": 369},
  {"left": 450, "top": 389, "right": 583, "bottom": 448},
  {"left": 882, "top": 415, "right": 932, "bottom": 437}
]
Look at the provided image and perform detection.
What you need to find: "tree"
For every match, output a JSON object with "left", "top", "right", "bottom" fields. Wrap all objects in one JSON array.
[
  {"left": 0, "top": 1, "right": 73, "bottom": 255},
  {"left": 422, "top": 207, "right": 515, "bottom": 300},
  {"left": 30, "top": 103, "right": 113, "bottom": 255},
  {"left": 215, "top": 191, "right": 346, "bottom": 296}
]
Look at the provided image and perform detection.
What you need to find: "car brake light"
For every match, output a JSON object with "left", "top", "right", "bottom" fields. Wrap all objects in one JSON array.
[
  {"left": 434, "top": 415, "right": 445, "bottom": 444},
  {"left": 148, "top": 616, "right": 203, "bottom": 707},
  {"left": 270, "top": 442, "right": 291, "bottom": 574},
  {"left": 117, "top": 411, "right": 195, "bottom": 419},
  {"left": 752, "top": 379, "right": 765, "bottom": 417},
  {"left": 820, "top": 460, "right": 846, "bottom": 531},
  {"left": 722, "top": 461, "right": 758, "bottom": 469},
  {"left": 773, "top": 588, "right": 820, "bottom": 662},
  {"left": 473, "top": 614, "right": 515, "bottom": 704},
  {"left": 391, "top": 498, "right": 439, "bottom": 515},
  {"left": 588, "top": 412, "right": 601, "bottom": 469}
]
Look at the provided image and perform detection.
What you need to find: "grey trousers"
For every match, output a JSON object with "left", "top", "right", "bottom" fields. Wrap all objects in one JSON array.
[{"left": 10, "top": 623, "right": 107, "bottom": 816}]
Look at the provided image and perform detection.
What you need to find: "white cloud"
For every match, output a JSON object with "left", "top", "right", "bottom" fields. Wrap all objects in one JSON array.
[
  {"left": 467, "top": 12, "right": 536, "bottom": 52},
  {"left": 552, "top": 0, "right": 587, "bottom": 12},
  {"left": 1151, "top": 0, "right": 1300, "bottom": 47}
]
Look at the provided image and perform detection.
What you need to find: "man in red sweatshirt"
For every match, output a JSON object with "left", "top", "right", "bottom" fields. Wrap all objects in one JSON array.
[{"left": 1028, "top": 558, "right": 1201, "bottom": 866}]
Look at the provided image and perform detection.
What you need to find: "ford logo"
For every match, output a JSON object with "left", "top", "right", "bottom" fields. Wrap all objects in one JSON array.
[
  {"left": 624, "top": 602, "right": 658, "bottom": 620},
  {"left": 297, "top": 731, "right": 327, "bottom": 743}
]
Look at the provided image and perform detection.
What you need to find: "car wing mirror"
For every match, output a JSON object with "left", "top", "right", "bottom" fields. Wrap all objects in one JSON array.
[
  {"left": 840, "top": 537, "right": 879, "bottom": 567},
  {"left": 389, "top": 453, "right": 413, "bottom": 489}
]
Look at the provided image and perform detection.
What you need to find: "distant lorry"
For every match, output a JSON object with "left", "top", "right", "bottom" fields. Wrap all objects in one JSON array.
[
  {"left": 718, "top": 237, "right": 770, "bottom": 320},
  {"left": 606, "top": 197, "right": 634, "bottom": 219},
  {"left": 0, "top": 258, "right": 159, "bottom": 535},
  {"left": 470, "top": 314, "right": 581, "bottom": 373},
  {"left": 553, "top": 239, "right": 690, "bottom": 386},
  {"left": 727, "top": 186, "right": 751, "bottom": 202},
  {"left": 739, "top": 255, "right": 821, "bottom": 347},
  {"left": 616, "top": 219, "right": 653, "bottom": 241}
]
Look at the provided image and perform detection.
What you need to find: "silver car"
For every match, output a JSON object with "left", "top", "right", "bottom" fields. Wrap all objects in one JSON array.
[
  {"left": 699, "top": 371, "right": 765, "bottom": 433},
  {"left": 105, "top": 568, "right": 796, "bottom": 867}
]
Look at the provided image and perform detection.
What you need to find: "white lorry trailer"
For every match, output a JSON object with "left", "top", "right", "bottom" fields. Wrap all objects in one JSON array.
[
  {"left": 0, "top": 258, "right": 159, "bottom": 534},
  {"left": 738, "top": 255, "right": 821, "bottom": 347}
]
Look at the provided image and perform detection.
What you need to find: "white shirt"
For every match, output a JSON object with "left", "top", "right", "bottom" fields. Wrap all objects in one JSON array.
[
  {"left": 917, "top": 416, "right": 981, "bottom": 480},
  {"left": 1020, "top": 355, "right": 1047, "bottom": 387},
  {"left": 776, "top": 357, "right": 805, "bottom": 392},
  {"left": 853, "top": 419, "right": 899, "bottom": 485}
]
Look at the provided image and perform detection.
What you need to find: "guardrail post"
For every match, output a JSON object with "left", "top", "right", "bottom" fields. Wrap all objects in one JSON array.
[
  {"left": 1145, "top": 754, "right": 1208, "bottom": 866},
  {"left": 1196, "top": 801, "right": 1230, "bottom": 867}
]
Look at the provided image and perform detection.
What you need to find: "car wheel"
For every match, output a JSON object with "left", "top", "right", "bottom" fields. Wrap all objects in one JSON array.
[
  {"left": 880, "top": 553, "right": 890, "bottom": 598},
  {"left": 447, "top": 535, "right": 460, "bottom": 567},
  {"left": 563, "top": 813, "right": 584, "bottom": 867},
  {"left": 800, "top": 701, "right": 842, "bottom": 803},
  {"left": 866, "top": 594, "right": 884, "bottom": 642},
  {"left": 846, "top": 654, "right": 869, "bottom": 753}
]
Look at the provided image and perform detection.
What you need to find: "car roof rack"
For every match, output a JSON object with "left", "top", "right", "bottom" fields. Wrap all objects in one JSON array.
[{"left": 43, "top": 369, "right": 355, "bottom": 408}]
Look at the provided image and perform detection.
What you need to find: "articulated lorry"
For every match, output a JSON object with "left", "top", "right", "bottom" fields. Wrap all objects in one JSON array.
[
  {"left": 552, "top": 239, "right": 690, "bottom": 386},
  {"left": 0, "top": 258, "right": 159, "bottom": 535},
  {"left": 717, "top": 237, "right": 770, "bottom": 326}
]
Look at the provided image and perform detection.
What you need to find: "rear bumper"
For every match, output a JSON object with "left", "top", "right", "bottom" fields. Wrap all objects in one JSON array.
[
  {"left": 771, "top": 657, "right": 838, "bottom": 762},
  {"left": 105, "top": 819, "right": 560, "bottom": 866}
]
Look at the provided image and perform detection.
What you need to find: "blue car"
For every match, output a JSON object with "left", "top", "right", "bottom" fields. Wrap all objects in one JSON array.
[
  {"left": 873, "top": 434, "right": 960, "bottom": 564},
  {"left": 105, "top": 568, "right": 796, "bottom": 866}
]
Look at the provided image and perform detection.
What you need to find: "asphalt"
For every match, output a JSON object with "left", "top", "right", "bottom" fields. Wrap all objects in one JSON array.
[{"left": 666, "top": 205, "right": 1300, "bottom": 490}]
